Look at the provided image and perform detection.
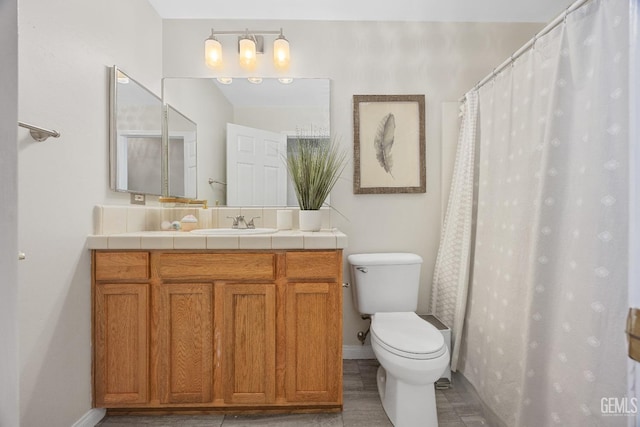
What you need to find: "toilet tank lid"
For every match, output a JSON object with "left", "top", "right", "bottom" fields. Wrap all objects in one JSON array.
[{"left": 348, "top": 253, "right": 423, "bottom": 266}]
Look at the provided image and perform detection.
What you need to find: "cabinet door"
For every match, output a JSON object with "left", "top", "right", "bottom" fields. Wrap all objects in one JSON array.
[
  {"left": 222, "top": 283, "right": 276, "bottom": 404},
  {"left": 285, "top": 282, "right": 342, "bottom": 403},
  {"left": 156, "top": 283, "right": 213, "bottom": 404},
  {"left": 95, "top": 283, "right": 149, "bottom": 406}
]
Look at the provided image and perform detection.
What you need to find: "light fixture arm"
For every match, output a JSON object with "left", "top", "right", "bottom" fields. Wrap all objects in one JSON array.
[{"left": 208, "top": 29, "right": 282, "bottom": 37}]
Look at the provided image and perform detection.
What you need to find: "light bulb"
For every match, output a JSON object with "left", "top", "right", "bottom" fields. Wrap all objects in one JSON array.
[
  {"left": 273, "top": 34, "right": 290, "bottom": 69},
  {"left": 239, "top": 36, "right": 257, "bottom": 69},
  {"left": 205, "top": 34, "right": 222, "bottom": 68}
]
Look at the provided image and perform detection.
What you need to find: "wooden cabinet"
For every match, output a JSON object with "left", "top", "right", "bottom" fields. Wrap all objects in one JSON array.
[
  {"left": 283, "top": 249, "right": 342, "bottom": 403},
  {"left": 285, "top": 282, "right": 341, "bottom": 403},
  {"left": 94, "top": 282, "right": 149, "bottom": 405},
  {"left": 155, "top": 282, "right": 213, "bottom": 404},
  {"left": 220, "top": 283, "right": 276, "bottom": 405},
  {"left": 92, "top": 249, "right": 342, "bottom": 413}
]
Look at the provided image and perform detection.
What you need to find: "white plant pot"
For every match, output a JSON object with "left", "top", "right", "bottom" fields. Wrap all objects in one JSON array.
[{"left": 299, "top": 210, "right": 323, "bottom": 231}]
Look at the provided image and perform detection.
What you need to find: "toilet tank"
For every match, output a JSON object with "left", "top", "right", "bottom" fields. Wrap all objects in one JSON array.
[{"left": 347, "top": 253, "right": 423, "bottom": 315}]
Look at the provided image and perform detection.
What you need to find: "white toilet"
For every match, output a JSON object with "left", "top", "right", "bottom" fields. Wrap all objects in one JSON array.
[{"left": 348, "top": 253, "right": 449, "bottom": 427}]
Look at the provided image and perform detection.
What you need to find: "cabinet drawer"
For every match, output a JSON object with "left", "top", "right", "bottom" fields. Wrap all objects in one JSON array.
[
  {"left": 95, "top": 252, "right": 149, "bottom": 281},
  {"left": 286, "top": 251, "right": 340, "bottom": 279},
  {"left": 159, "top": 253, "right": 276, "bottom": 280}
]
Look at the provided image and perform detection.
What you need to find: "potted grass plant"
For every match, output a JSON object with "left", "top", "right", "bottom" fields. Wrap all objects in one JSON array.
[{"left": 286, "top": 137, "right": 348, "bottom": 231}]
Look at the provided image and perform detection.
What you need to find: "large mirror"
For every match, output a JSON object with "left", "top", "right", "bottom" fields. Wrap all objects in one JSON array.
[
  {"left": 110, "top": 66, "right": 198, "bottom": 198},
  {"left": 162, "top": 77, "right": 330, "bottom": 206}
]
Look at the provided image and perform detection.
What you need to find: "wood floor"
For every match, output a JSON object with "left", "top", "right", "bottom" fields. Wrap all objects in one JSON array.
[{"left": 98, "top": 359, "right": 489, "bottom": 427}]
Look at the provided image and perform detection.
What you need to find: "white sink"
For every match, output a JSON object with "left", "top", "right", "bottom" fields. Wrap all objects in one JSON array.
[{"left": 190, "top": 228, "right": 278, "bottom": 236}]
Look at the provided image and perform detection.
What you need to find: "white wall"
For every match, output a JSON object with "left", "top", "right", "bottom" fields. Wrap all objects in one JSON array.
[
  {"left": 162, "top": 19, "right": 542, "bottom": 345},
  {"left": 17, "top": 1, "right": 162, "bottom": 425},
  {"left": 0, "top": 0, "right": 19, "bottom": 425}
]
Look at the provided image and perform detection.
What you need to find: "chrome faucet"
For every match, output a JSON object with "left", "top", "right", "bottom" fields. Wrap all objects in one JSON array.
[{"left": 227, "top": 215, "right": 260, "bottom": 229}]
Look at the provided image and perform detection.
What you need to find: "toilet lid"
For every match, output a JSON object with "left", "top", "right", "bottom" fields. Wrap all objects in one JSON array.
[{"left": 371, "top": 312, "right": 446, "bottom": 360}]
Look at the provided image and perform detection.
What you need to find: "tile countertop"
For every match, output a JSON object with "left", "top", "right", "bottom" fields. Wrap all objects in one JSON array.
[{"left": 87, "top": 229, "right": 348, "bottom": 250}]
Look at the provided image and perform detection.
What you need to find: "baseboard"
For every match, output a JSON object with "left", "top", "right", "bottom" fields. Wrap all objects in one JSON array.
[
  {"left": 72, "top": 408, "right": 106, "bottom": 427},
  {"left": 343, "top": 345, "right": 376, "bottom": 359}
]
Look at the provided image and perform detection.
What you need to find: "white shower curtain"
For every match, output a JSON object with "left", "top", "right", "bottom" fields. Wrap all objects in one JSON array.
[
  {"left": 431, "top": 91, "right": 478, "bottom": 371},
  {"left": 453, "top": 0, "right": 630, "bottom": 425}
]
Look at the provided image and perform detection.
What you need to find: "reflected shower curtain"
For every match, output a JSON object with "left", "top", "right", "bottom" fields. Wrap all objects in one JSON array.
[
  {"left": 456, "top": 0, "right": 630, "bottom": 425},
  {"left": 431, "top": 91, "right": 478, "bottom": 371}
]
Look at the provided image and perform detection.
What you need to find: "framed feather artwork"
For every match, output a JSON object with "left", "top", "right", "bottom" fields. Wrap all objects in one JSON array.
[{"left": 353, "top": 94, "right": 426, "bottom": 194}]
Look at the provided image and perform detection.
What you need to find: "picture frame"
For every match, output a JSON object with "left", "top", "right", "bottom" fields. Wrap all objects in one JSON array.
[{"left": 353, "top": 94, "right": 426, "bottom": 194}]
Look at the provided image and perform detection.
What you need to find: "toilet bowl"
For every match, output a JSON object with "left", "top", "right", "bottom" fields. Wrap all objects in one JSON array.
[
  {"left": 370, "top": 312, "right": 449, "bottom": 427},
  {"left": 347, "top": 253, "right": 450, "bottom": 427}
]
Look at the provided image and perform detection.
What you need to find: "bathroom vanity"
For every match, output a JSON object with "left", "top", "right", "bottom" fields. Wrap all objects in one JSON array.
[{"left": 91, "top": 246, "right": 343, "bottom": 414}]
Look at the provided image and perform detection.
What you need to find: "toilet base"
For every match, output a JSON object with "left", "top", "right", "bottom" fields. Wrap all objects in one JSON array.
[{"left": 377, "top": 366, "right": 438, "bottom": 427}]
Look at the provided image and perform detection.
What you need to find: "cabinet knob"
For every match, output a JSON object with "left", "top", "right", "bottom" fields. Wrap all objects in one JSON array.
[{"left": 18, "top": 251, "right": 26, "bottom": 260}]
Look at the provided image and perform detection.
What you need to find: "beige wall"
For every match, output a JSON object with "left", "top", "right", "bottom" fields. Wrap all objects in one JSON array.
[
  {"left": 162, "top": 20, "right": 542, "bottom": 347},
  {"left": 17, "top": 0, "right": 162, "bottom": 425}
]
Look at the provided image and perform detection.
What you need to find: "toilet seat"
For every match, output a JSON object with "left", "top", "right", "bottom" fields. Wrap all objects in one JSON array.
[{"left": 371, "top": 312, "right": 446, "bottom": 360}]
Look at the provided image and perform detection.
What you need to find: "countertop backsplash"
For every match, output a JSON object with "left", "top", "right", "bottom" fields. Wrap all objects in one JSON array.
[
  {"left": 89, "top": 205, "right": 345, "bottom": 250},
  {"left": 93, "top": 205, "right": 333, "bottom": 235}
]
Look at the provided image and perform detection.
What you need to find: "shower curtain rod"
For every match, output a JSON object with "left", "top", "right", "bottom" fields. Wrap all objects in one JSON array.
[{"left": 458, "top": 0, "right": 592, "bottom": 102}]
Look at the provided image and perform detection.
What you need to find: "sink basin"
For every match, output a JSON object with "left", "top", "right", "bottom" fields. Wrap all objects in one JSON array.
[{"left": 190, "top": 228, "right": 278, "bottom": 236}]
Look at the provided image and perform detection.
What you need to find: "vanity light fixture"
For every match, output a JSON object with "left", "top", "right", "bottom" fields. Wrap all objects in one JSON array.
[
  {"left": 216, "top": 77, "right": 233, "bottom": 84},
  {"left": 247, "top": 77, "right": 263, "bottom": 84},
  {"left": 278, "top": 77, "right": 294, "bottom": 84},
  {"left": 204, "top": 28, "right": 291, "bottom": 71}
]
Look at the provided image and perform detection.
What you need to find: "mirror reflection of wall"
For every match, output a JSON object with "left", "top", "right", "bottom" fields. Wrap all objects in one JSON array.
[
  {"left": 162, "top": 77, "right": 330, "bottom": 206},
  {"left": 166, "top": 105, "right": 197, "bottom": 198}
]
